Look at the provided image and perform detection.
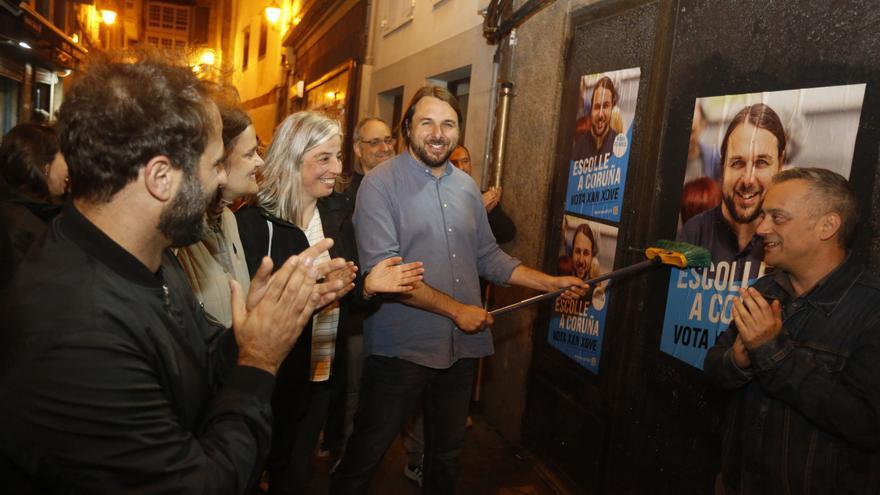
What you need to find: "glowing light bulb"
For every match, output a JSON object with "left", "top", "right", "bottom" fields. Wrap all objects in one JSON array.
[
  {"left": 100, "top": 9, "right": 117, "bottom": 25},
  {"left": 265, "top": 5, "right": 282, "bottom": 25}
]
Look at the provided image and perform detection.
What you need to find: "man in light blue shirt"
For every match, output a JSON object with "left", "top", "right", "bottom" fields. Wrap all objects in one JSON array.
[{"left": 331, "top": 86, "right": 586, "bottom": 494}]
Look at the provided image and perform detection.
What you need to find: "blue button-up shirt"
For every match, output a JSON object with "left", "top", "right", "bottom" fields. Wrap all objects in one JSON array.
[{"left": 353, "top": 151, "right": 521, "bottom": 369}]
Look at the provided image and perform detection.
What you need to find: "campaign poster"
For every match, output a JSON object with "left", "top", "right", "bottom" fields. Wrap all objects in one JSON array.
[
  {"left": 660, "top": 83, "right": 866, "bottom": 369},
  {"left": 547, "top": 215, "right": 619, "bottom": 373},
  {"left": 564, "top": 67, "right": 641, "bottom": 222}
]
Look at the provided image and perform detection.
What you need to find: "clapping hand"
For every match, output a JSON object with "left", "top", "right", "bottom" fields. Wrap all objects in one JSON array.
[
  {"left": 320, "top": 259, "right": 357, "bottom": 303},
  {"left": 732, "top": 287, "right": 782, "bottom": 351},
  {"left": 732, "top": 334, "right": 751, "bottom": 369},
  {"left": 364, "top": 256, "right": 424, "bottom": 297},
  {"left": 231, "top": 238, "right": 343, "bottom": 374}
]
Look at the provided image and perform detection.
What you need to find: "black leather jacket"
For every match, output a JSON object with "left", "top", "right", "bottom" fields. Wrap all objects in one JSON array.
[{"left": 704, "top": 255, "right": 880, "bottom": 494}]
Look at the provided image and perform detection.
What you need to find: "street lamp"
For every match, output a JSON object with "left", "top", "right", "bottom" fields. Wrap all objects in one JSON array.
[
  {"left": 265, "top": 2, "right": 282, "bottom": 26},
  {"left": 100, "top": 9, "right": 117, "bottom": 25},
  {"left": 198, "top": 49, "right": 216, "bottom": 66}
]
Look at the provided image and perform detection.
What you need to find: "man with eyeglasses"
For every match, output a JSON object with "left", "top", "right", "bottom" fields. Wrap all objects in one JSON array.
[{"left": 345, "top": 118, "right": 396, "bottom": 202}]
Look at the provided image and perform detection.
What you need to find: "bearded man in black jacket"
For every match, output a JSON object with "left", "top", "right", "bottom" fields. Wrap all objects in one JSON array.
[{"left": 0, "top": 51, "right": 350, "bottom": 494}]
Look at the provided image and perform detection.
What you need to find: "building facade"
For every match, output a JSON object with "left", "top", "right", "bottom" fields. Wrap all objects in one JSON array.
[
  {"left": 0, "top": 0, "right": 86, "bottom": 131},
  {"left": 359, "top": 0, "right": 495, "bottom": 185}
]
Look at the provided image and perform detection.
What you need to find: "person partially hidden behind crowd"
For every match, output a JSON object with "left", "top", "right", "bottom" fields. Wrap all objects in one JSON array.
[
  {"left": 331, "top": 86, "right": 586, "bottom": 494},
  {"left": 343, "top": 117, "right": 396, "bottom": 202},
  {"left": 0, "top": 123, "right": 68, "bottom": 286},
  {"left": 0, "top": 50, "right": 349, "bottom": 494},
  {"left": 235, "top": 111, "right": 423, "bottom": 495},
  {"left": 177, "top": 103, "right": 263, "bottom": 327},
  {"left": 449, "top": 144, "right": 516, "bottom": 244},
  {"left": 704, "top": 167, "right": 880, "bottom": 494}
]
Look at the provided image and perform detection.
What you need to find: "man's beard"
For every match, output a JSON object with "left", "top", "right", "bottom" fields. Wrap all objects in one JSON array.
[
  {"left": 411, "top": 137, "right": 454, "bottom": 168},
  {"left": 722, "top": 187, "right": 763, "bottom": 224},
  {"left": 158, "top": 171, "right": 211, "bottom": 248},
  {"left": 591, "top": 121, "right": 609, "bottom": 148}
]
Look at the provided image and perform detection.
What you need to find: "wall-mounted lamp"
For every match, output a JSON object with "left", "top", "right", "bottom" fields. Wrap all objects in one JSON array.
[
  {"left": 100, "top": 9, "right": 118, "bottom": 25},
  {"left": 71, "top": 33, "right": 79, "bottom": 43},
  {"left": 265, "top": 3, "right": 282, "bottom": 26},
  {"left": 198, "top": 49, "right": 216, "bottom": 66},
  {"left": 191, "top": 48, "right": 218, "bottom": 77}
]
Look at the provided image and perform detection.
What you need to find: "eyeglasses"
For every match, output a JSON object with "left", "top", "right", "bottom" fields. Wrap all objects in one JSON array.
[{"left": 359, "top": 137, "right": 395, "bottom": 147}]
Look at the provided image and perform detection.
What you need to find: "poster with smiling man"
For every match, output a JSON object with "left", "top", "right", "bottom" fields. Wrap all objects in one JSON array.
[
  {"left": 564, "top": 67, "right": 640, "bottom": 223},
  {"left": 660, "top": 84, "right": 866, "bottom": 369},
  {"left": 547, "top": 214, "right": 618, "bottom": 373}
]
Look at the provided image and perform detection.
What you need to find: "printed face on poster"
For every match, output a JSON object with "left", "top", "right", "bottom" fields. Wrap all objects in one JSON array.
[
  {"left": 659, "top": 83, "right": 866, "bottom": 369},
  {"left": 547, "top": 214, "right": 618, "bottom": 374},
  {"left": 564, "top": 67, "right": 641, "bottom": 222}
]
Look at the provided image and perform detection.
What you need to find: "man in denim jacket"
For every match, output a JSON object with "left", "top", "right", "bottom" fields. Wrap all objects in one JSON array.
[{"left": 704, "top": 167, "right": 880, "bottom": 494}]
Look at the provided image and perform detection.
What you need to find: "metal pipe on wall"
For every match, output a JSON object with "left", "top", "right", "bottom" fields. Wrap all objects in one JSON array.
[
  {"left": 472, "top": 80, "right": 514, "bottom": 409},
  {"left": 480, "top": 48, "right": 501, "bottom": 192},
  {"left": 491, "top": 81, "right": 514, "bottom": 189}
]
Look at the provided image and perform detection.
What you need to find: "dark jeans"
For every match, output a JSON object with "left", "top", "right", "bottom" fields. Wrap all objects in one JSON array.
[
  {"left": 266, "top": 379, "right": 332, "bottom": 495},
  {"left": 330, "top": 355, "right": 476, "bottom": 495}
]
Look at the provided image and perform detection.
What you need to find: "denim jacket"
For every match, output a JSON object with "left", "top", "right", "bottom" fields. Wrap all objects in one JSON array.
[{"left": 704, "top": 255, "right": 880, "bottom": 494}]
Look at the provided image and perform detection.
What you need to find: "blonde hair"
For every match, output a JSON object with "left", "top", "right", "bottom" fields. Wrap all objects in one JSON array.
[{"left": 257, "top": 111, "right": 342, "bottom": 228}]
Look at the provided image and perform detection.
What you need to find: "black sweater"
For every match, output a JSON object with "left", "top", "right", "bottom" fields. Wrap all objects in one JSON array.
[{"left": 0, "top": 203, "right": 274, "bottom": 494}]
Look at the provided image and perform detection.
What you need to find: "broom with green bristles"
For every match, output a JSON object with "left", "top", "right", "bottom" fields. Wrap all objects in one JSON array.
[{"left": 489, "top": 240, "right": 711, "bottom": 317}]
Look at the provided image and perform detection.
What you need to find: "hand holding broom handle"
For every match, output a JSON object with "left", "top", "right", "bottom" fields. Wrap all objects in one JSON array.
[{"left": 488, "top": 240, "right": 710, "bottom": 317}]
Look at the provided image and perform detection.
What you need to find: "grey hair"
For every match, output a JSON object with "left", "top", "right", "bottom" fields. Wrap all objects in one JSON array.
[
  {"left": 772, "top": 167, "right": 860, "bottom": 248},
  {"left": 258, "top": 111, "right": 342, "bottom": 228},
  {"left": 353, "top": 116, "right": 389, "bottom": 142},
  {"left": 352, "top": 117, "right": 390, "bottom": 175}
]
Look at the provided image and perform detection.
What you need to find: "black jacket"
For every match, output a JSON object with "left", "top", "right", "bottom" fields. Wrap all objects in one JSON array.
[
  {"left": 235, "top": 193, "right": 365, "bottom": 383},
  {"left": 705, "top": 255, "right": 880, "bottom": 494},
  {"left": 0, "top": 204, "right": 275, "bottom": 494},
  {"left": 0, "top": 187, "right": 62, "bottom": 287}
]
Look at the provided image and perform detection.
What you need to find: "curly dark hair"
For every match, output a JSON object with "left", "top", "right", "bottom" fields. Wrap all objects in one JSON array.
[
  {"left": 0, "top": 123, "right": 59, "bottom": 201},
  {"left": 57, "top": 50, "right": 215, "bottom": 203}
]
